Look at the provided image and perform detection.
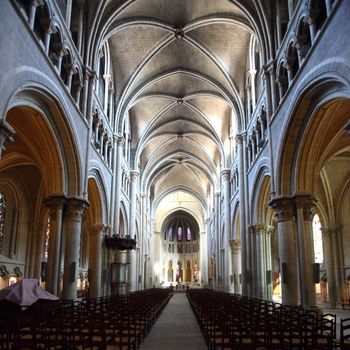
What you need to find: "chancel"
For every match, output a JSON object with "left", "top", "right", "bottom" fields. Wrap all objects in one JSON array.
[{"left": 0, "top": 0, "right": 350, "bottom": 349}]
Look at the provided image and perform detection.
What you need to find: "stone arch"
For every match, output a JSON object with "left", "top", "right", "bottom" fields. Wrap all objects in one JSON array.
[
  {"left": 71, "top": 65, "right": 83, "bottom": 106},
  {"left": 309, "top": 0, "right": 328, "bottom": 33},
  {"left": 277, "top": 78, "right": 350, "bottom": 195},
  {"left": 86, "top": 173, "right": 107, "bottom": 225},
  {"left": 3, "top": 87, "right": 82, "bottom": 196},
  {"left": 119, "top": 201, "right": 128, "bottom": 236},
  {"left": 48, "top": 25, "right": 64, "bottom": 69},
  {"left": 287, "top": 41, "right": 300, "bottom": 80},
  {"left": 231, "top": 200, "right": 240, "bottom": 240},
  {"left": 33, "top": 1, "right": 51, "bottom": 44},
  {"left": 60, "top": 49, "right": 74, "bottom": 87},
  {"left": 251, "top": 167, "right": 272, "bottom": 224},
  {"left": 296, "top": 17, "right": 312, "bottom": 59},
  {"left": 277, "top": 61, "right": 289, "bottom": 101},
  {"left": 0, "top": 179, "right": 28, "bottom": 259}
]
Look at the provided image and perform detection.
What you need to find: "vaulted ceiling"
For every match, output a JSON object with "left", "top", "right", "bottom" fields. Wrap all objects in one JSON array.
[{"left": 97, "top": 0, "right": 263, "bottom": 209}]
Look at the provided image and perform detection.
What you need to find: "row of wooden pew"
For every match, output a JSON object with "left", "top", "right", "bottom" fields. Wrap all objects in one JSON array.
[
  {"left": 187, "top": 289, "right": 350, "bottom": 350},
  {"left": 0, "top": 288, "right": 174, "bottom": 349}
]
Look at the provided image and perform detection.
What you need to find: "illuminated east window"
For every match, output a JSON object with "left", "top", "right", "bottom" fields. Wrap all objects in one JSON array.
[
  {"left": 186, "top": 227, "right": 191, "bottom": 241},
  {"left": 0, "top": 191, "right": 5, "bottom": 254},
  {"left": 44, "top": 217, "right": 50, "bottom": 261},
  {"left": 313, "top": 214, "right": 323, "bottom": 264},
  {"left": 177, "top": 227, "right": 182, "bottom": 241},
  {"left": 169, "top": 227, "right": 173, "bottom": 241}
]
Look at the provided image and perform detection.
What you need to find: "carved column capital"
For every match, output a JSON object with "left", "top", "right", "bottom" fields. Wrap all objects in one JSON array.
[
  {"left": 254, "top": 224, "right": 266, "bottom": 234},
  {"left": 265, "top": 225, "right": 275, "bottom": 234},
  {"left": 92, "top": 223, "right": 106, "bottom": 234},
  {"left": 269, "top": 196, "right": 294, "bottom": 222},
  {"left": 235, "top": 132, "right": 246, "bottom": 144},
  {"left": 231, "top": 239, "right": 241, "bottom": 253},
  {"left": 114, "top": 134, "right": 124, "bottom": 145},
  {"left": 83, "top": 66, "right": 97, "bottom": 83},
  {"left": 65, "top": 197, "right": 89, "bottom": 221},
  {"left": 221, "top": 169, "right": 230, "bottom": 181},
  {"left": 130, "top": 170, "right": 139, "bottom": 182},
  {"left": 248, "top": 224, "right": 256, "bottom": 235},
  {"left": 293, "top": 192, "right": 317, "bottom": 221},
  {"left": 44, "top": 194, "right": 66, "bottom": 210}
]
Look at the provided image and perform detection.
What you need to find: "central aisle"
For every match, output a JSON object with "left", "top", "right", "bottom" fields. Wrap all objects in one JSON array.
[{"left": 140, "top": 292, "right": 207, "bottom": 350}]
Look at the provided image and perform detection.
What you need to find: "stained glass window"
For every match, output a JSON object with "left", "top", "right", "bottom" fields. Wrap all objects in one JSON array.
[
  {"left": 186, "top": 227, "right": 191, "bottom": 241},
  {"left": 0, "top": 191, "right": 5, "bottom": 254},
  {"left": 312, "top": 214, "right": 323, "bottom": 264},
  {"left": 169, "top": 227, "right": 173, "bottom": 241},
  {"left": 44, "top": 217, "right": 50, "bottom": 261},
  {"left": 177, "top": 227, "right": 182, "bottom": 241}
]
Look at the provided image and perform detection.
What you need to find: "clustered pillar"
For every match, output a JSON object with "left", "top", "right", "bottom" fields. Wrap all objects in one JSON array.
[
  {"left": 88, "top": 224, "right": 105, "bottom": 298},
  {"left": 128, "top": 170, "right": 139, "bottom": 292},
  {"left": 269, "top": 193, "right": 320, "bottom": 308},
  {"left": 44, "top": 194, "right": 65, "bottom": 296},
  {"left": 62, "top": 197, "right": 89, "bottom": 300},
  {"left": 221, "top": 169, "right": 231, "bottom": 292}
]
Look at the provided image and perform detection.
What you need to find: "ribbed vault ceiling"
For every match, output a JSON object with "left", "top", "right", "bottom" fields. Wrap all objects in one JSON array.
[{"left": 101, "top": 0, "right": 257, "bottom": 205}]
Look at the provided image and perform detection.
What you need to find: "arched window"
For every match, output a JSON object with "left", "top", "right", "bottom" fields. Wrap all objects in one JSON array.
[
  {"left": 312, "top": 214, "right": 323, "bottom": 264},
  {"left": 186, "top": 227, "right": 191, "bottom": 241},
  {"left": 169, "top": 227, "right": 173, "bottom": 241},
  {"left": 44, "top": 216, "right": 50, "bottom": 261},
  {"left": 0, "top": 191, "right": 6, "bottom": 254},
  {"left": 177, "top": 227, "right": 182, "bottom": 241}
]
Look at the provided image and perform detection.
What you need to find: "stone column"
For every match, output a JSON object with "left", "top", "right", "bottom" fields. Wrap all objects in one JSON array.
[
  {"left": 262, "top": 64, "right": 276, "bottom": 197},
  {"left": 221, "top": 169, "right": 231, "bottom": 291},
  {"left": 249, "top": 225, "right": 257, "bottom": 296},
  {"left": 108, "top": 88, "right": 115, "bottom": 123},
  {"left": 113, "top": 137, "right": 124, "bottom": 233},
  {"left": 33, "top": 224, "right": 46, "bottom": 280},
  {"left": 249, "top": 69, "right": 257, "bottom": 110},
  {"left": 236, "top": 133, "right": 248, "bottom": 295},
  {"left": 0, "top": 120, "right": 14, "bottom": 159},
  {"left": 88, "top": 224, "right": 105, "bottom": 298},
  {"left": 62, "top": 197, "right": 89, "bottom": 300},
  {"left": 215, "top": 191, "right": 221, "bottom": 290},
  {"left": 44, "top": 195, "right": 65, "bottom": 296},
  {"left": 81, "top": 68, "right": 90, "bottom": 118},
  {"left": 76, "top": 0, "right": 84, "bottom": 54},
  {"left": 331, "top": 225, "right": 345, "bottom": 306},
  {"left": 230, "top": 239, "right": 241, "bottom": 294},
  {"left": 44, "top": 21, "right": 55, "bottom": 54},
  {"left": 322, "top": 227, "right": 337, "bottom": 307},
  {"left": 325, "top": 0, "right": 332, "bottom": 15},
  {"left": 28, "top": 0, "right": 43, "bottom": 29},
  {"left": 265, "top": 225, "right": 274, "bottom": 300},
  {"left": 128, "top": 170, "right": 139, "bottom": 291},
  {"left": 307, "top": 15, "right": 317, "bottom": 44},
  {"left": 275, "top": 0, "right": 282, "bottom": 47},
  {"left": 103, "top": 74, "right": 111, "bottom": 114},
  {"left": 270, "top": 196, "right": 299, "bottom": 305},
  {"left": 66, "top": 65, "right": 74, "bottom": 91},
  {"left": 140, "top": 193, "right": 146, "bottom": 289},
  {"left": 294, "top": 193, "right": 317, "bottom": 309},
  {"left": 253, "top": 224, "right": 264, "bottom": 299},
  {"left": 26, "top": 222, "right": 40, "bottom": 278},
  {"left": 200, "top": 231, "right": 208, "bottom": 287},
  {"left": 246, "top": 84, "right": 251, "bottom": 118}
]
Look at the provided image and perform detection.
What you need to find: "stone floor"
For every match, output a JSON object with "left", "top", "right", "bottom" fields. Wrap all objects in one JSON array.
[
  {"left": 139, "top": 291, "right": 350, "bottom": 349},
  {"left": 139, "top": 292, "right": 207, "bottom": 350}
]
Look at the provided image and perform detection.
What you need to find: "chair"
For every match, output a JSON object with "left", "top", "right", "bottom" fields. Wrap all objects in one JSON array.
[{"left": 340, "top": 318, "right": 350, "bottom": 350}]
